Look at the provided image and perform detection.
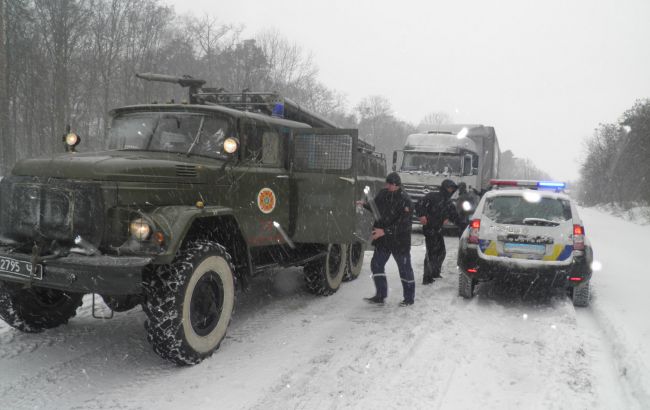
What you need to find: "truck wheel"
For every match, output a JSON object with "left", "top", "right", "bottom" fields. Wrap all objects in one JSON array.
[
  {"left": 143, "top": 241, "right": 236, "bottom": 365},
  {"left": 343, "top": 241, "right": 364, "bottom": 282},
  {"left": 458, "top": 272, "right": 476, "bottom": 299},
  {"left": 304, "top": 244, "right": 348, "bottom": 296},
  {"left": 0, "top": 281, "right": 83, "bottom": 332},
  {"left": 571, "top": 281, "right": 590, "bottom": 307}
]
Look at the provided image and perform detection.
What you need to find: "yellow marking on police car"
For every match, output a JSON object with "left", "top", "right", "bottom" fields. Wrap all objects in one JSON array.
[
  {"left": 484, "top": 241, "right": 498, "bottom": 256},
  {"left": 542, "top": 244, "right": 563, "bottom": 261}
]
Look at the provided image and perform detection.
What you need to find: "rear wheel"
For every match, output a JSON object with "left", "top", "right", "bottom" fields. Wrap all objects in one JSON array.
[
  {"left": 571, "top": 281, "right": 590, "bottom": 307},
  {"left": 458, "top": 272, "right": 476, "bottom": 299},
  {"left": 143, "top": 240, "right": 236, "bottom": 365},
  {"left": 343, "top": 241, "right": 364, "bottom": 282},
  {"left": 0, "top": 282, "right": 83, "bottom": 332},
  {"left": 304, "top": 244, "right": 348, "bottom": 296}
]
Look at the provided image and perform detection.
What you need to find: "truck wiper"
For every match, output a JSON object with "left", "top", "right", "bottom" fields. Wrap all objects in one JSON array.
[
  {"left": 186, "top": 116, "right": 205, "bottom": 156},
  {"left": 523, "top": 218, "right": 559, "bottom": 226}
]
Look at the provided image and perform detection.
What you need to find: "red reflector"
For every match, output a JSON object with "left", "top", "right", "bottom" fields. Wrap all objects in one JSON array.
[
  {"left": 467, "top": 268, "right": 478, "bottom": 273},
  {"left": 573, "top": 225, "right": 584, "bottom": 235},
  {"left": 569, "top": 277, "right": 583, "bottom": 282},
  {"left": 470, "top": 219, "right": 481, "bottom": 229}
]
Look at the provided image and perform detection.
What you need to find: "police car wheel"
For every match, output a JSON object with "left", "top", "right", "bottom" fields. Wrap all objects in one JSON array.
[
  {"left": 458, "top": 272, "right": 476, "bottom": 299},
  {"left": 0, "top": 281, "right": 83, "bottom": 333},
  {"left": 343, "top": 242, "right": 364, "bottom": 282},
  {"left": 304, "top": 244, "right": 348, "bottom": 296},
  {"left": 143, "top": 240, "right": 236, "bottom": 365},
  {"left": 571, "top": 281, "right": 590, "bottom": 307}
]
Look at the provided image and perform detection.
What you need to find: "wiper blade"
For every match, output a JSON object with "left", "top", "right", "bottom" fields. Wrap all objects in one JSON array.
[
  {"left": 523, "top": 217, "right": 559, "bottom": 226},
  {"left": 187, "top": 116, "right": 205, "bottom": 156}
]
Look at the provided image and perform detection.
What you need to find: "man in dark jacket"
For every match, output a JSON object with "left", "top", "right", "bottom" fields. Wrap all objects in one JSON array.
[
  {"left": 358, "top": 172, "right": 415, "bottom": 306},
  {"left": 416, "top": 179, "right": 459, "bottom": 284},
  {"left": 455, "top": 182, "right": 479, "bottom": 237}
]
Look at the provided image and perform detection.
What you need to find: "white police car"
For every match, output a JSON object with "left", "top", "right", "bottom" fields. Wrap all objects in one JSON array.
[{"left": 457, "top": 180, "right": 593, "bottom": 306}]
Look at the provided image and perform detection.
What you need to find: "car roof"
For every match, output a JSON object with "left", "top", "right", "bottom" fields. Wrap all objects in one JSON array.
[{"left": 483, "top": 188, "right": 572, "bottom": 201}]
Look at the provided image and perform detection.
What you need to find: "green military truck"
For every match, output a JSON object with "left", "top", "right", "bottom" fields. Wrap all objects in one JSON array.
[{"left": 0, "top": 73, "right": 386, "bottom": 365}]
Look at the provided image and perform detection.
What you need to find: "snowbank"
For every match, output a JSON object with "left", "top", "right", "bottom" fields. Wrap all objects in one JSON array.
[
  {"left": 592, "top": 202, "right": 650, "bottom": 225},
  {"left": 579, "top": 207, "right": 650, "bottom": 406}
]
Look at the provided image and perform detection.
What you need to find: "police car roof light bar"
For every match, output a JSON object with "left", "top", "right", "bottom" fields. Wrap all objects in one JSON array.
[{"left": 490, "top": 179, "right": 566, "bottom": 191}]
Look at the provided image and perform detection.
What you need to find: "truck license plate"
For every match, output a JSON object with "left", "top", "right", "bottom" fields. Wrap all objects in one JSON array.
[{"left": 0, "top": 256, "right": 43, "bottom": 280}]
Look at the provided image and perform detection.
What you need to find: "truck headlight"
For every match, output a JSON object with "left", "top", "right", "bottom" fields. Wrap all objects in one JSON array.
[
  {"left": 129, "top": 218, "right": 151, "bottom": 241},
  {"left": 223, "top": 137, "right": 239, "bottom": 154}
]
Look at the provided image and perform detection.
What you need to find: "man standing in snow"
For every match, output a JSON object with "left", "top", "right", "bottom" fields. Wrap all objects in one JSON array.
[
  {"left": 416, "top": 179, "right": 459, "bottom": 284},
  {"left": 357, "top": 172, "right": 415, "bottom": 306}
]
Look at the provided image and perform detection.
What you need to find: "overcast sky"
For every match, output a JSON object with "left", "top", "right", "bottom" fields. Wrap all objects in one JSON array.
[{"left": 166, "top": 0, "right": 650, "bottom": 181}]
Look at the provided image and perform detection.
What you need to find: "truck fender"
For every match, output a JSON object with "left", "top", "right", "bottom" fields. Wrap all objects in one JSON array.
[{"left": 149, "top": 206, "right": 252, "bottom": 285}]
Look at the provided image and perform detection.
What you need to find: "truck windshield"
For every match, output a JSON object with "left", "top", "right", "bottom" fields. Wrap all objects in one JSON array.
[
  {"left": 401, "top": 152, "right": 462, "bottom": 174},
  {"left": 106, "top": 112, "right": 233, "bottom": 159},
  {"left": 484, "top": 195, "right": 572, "bottom": 225}
]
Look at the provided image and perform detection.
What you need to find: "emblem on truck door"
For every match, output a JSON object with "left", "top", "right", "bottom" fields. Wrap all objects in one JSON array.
[{"left": 257, "top": 188, "right": 276, "bottom": 214}]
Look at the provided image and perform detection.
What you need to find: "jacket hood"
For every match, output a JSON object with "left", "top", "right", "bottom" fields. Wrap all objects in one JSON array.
[{"left": 440, "top": 179, "right": 458, "bottom": 199}]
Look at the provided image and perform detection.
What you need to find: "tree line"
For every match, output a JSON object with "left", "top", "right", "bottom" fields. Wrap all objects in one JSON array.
[
  {"left": 0, "top": 0, "right": 547, "bottom": 179},
  {"left": 578, "top": 99, "right": 650, "bottom": 206}
]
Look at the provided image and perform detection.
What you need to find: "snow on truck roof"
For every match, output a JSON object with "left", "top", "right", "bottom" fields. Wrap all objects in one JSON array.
[{"left": 404, "top": 132, "right": 478, "bottom": 152}]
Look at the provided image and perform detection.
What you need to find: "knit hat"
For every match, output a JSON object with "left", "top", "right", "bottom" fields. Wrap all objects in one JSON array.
[{"left": 386, "top": 172, "right": 401, "bottom": 186}]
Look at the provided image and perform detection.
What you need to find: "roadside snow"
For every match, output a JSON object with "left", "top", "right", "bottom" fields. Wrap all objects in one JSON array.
[
  {"left": 0, "top": 223, "right": 644, "bottom": 409},
  {"left": 592, "top": 202, "right": 650, "bottom": 225},
  {"left": 579, "top": 207, "right": 650, "bottom": 406}
]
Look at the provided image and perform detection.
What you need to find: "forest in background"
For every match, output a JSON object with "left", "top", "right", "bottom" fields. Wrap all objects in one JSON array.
[
  {"left": 0, "top": 0, "right": 547, "bottom": 180},
  {"left": 578, "top": 99, "right": 650, "bottom": 206}
]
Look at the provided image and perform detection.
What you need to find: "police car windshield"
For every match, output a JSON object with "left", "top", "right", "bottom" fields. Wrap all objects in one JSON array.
[
  {"left": 106, "top": 112, "right": 233, "bottom": 159},
  {"left": 401, "top": 152, "right": 461, "bottom": 175},
  {"left": 484, "top": 195, "right": 572, "bottom": 225}
]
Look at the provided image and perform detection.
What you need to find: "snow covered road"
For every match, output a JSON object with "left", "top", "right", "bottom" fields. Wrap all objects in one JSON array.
[{"left": 0, "top": 213, "right": 647, "bottom": 409}]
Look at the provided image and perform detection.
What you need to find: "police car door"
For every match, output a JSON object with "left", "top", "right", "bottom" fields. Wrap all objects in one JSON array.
[{"left": 290, "top": 128, "right": 358, "bottom": 244}]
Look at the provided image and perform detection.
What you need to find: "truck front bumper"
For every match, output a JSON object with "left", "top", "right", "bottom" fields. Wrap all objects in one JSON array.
[{"left": 0, "top": 247, "right": 151, "bottom": 294}]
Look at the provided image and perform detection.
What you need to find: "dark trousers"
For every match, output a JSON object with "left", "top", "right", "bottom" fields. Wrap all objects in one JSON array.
[
  {"left": 370, "top": 246, "right": 415, "bottom": 303},
  {"left": 457, "top": 221, "right": 469, "bottom": 238},
  {"left": 423, "top": 231, "right": 446, "bottom": 283}
]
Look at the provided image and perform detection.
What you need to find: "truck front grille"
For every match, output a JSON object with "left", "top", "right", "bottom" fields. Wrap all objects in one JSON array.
[{"left": 0, "top": 177, "right": 104, "bottom": 246}]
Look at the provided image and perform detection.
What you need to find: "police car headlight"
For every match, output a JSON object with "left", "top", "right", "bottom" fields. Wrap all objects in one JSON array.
[{"left": 130, "top": 218, "right": 151, "bottom": 241}]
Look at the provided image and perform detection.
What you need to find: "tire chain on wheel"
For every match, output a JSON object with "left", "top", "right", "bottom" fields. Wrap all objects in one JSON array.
[
  {"left": 0, "top": 282, "right": 83, "bottom": 333},
  {"left": 142, "top": 241, "right": 236, "bottom": 365},
  {"left": 304, "top": 244, "right": 347, "bottom": 296},
  {"left": 343, "top": 242, "right": 364, "bottom": 282}
]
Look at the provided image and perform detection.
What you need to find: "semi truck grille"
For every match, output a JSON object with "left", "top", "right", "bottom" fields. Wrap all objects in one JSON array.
[
  {"left": 0, "top": 177, "right": 104, "bottom": 246},
  {"left": 402, "top": 183, "right": 433, "bottom": 201}
]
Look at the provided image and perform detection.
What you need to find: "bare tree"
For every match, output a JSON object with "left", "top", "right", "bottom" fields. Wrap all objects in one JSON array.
[{"left": 417, "top": 111, "right": 452, "bottom": 132}]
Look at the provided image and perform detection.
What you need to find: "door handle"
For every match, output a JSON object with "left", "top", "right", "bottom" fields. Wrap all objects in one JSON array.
[{"left": 276, "top": 175, "right": 289, "bottom": 179}]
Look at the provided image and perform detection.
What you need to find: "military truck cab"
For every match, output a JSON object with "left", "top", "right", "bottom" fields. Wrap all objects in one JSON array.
[{"left": 0, "top": 74, "right": 385, "bottom": 365}]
